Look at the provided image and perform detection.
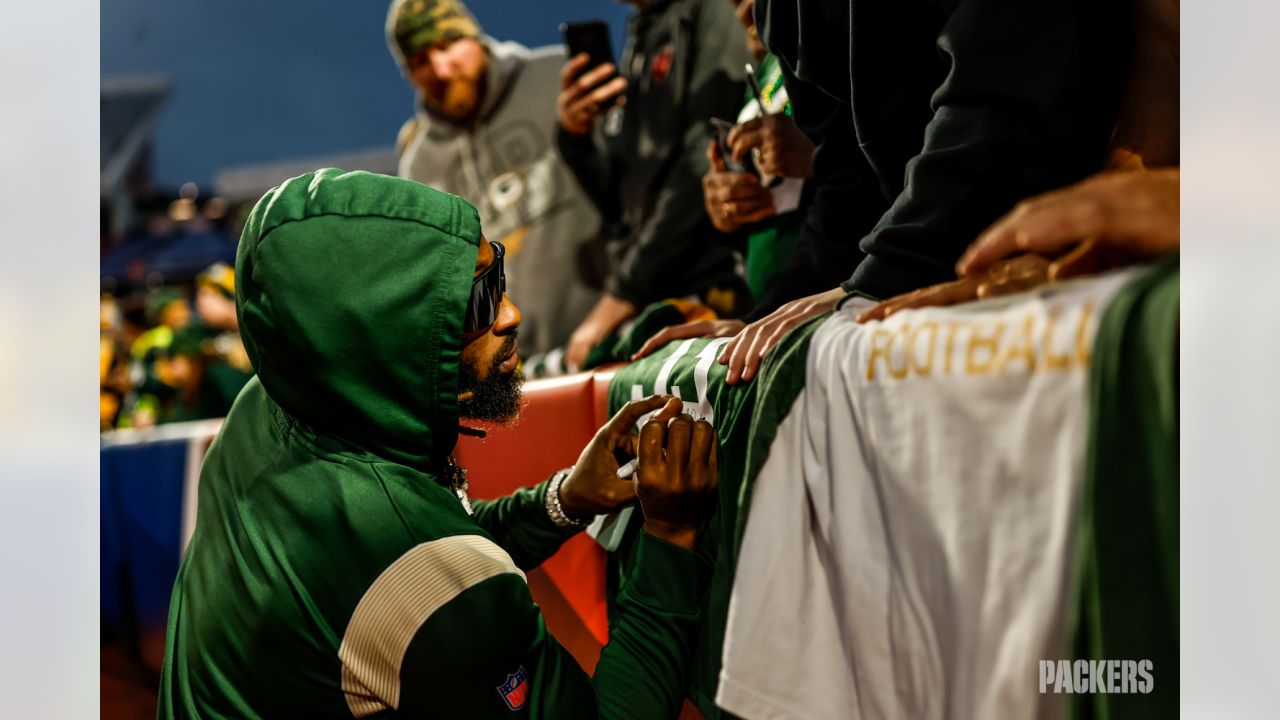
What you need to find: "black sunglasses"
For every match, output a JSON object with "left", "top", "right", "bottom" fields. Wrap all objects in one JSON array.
[{"left": 463, "top": 241, "right": 506, "bottom": 334}]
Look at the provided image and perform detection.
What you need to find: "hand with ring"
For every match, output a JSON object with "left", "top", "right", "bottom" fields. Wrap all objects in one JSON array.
[
  {"left": 703, "top": 140, "right": 776, "bottom": 233},
  {"left": 728, "top": 114, "right": 816, "bottom": 180}
]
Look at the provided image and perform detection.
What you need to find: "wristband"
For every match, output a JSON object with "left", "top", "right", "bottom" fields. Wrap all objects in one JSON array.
[{"left": 545, "top": 467, "right": 591, "bottom": 530}]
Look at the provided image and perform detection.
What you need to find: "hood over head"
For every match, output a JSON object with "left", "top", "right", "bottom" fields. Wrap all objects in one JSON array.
[{"left": 235, "top": 168, "right": 481, "bottom": 470}]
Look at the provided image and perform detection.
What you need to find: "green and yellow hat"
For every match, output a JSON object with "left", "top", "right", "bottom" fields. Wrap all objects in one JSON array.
[
  {"left": 197, "top": 262, "right": 236, "bottom": 300},
  {"left": 387, "top": 0, "right": 482, "bottom": 64},
  {"left": 145, "top": 288, "right": 186, "bottom": 325}
]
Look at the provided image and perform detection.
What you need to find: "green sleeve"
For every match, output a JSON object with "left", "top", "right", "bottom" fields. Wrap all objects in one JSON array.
[
  {"left": 394, "top": 532, "right": 709, "bottom": 719},
  {"left": 594, "top": 531, "right": 709, "bottom": 718},
  {"left": 397, "top": 572, "right": 597, "bottom": 719},
  {"left": 471, "top": 476, "right": 577, "bottom": 570},
  {"left": 1071, "top": 255, "right": 1179, "bottom": 719}
]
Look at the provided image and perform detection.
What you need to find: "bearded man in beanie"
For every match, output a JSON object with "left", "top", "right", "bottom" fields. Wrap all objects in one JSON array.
[
  {"left": 158, "top": 169, "right": 718, "bottom": 718},
  {"left": 388, "top": 0, "right": 603, "bottom": 359}
]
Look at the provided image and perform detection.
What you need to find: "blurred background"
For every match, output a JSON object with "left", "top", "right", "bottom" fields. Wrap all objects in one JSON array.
[
  {"left": 101, "top": 1, "right": 630, "bottom": 195},
  {"left": 97, "top": 3, "right": 629, "bottom": 716},
  {"left": 99, "top": 0, "right": 629, "bottom": 432}
]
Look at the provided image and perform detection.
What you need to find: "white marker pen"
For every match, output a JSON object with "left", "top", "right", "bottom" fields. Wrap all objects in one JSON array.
[{"left": 616, "top": 458, "right": 639, "bottom": 480}]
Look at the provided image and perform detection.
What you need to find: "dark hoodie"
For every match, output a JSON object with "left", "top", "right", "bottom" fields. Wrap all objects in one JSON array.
[
  {"left": 748, "top": 0, "right": 1130, "bottom": 309},
  {"left": 556, "top": 0, "right": 751, "bottom": 312},
  {"left": 158, "top": 169, "right": 706, "bottom": 718}
]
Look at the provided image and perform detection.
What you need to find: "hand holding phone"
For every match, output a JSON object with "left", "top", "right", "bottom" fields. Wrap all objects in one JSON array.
[
  {"left": 561, "top": 21, "right": 616, "bottom": 75},
  {"left": 703, "top": 136, "right": 776, "bottom": 233},
  {"left": 710, "top": 117, "right": 757, "bottom": 175},
  {"left": 727, "top": 114, "right": 816, "bottom": 183},
  {"left": 558, "top": 20, "right": 627, "bottom": 134}
]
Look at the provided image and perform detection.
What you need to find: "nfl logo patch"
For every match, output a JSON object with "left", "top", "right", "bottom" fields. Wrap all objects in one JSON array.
[{"left": 497, "top": 666, "right": 529, "bottom": 711}]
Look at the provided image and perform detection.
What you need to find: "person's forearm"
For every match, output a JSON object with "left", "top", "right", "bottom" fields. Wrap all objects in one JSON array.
[
  {"left": 471, "top": 476, "right": 577, "bottom": 570},
  {"left": 593, "top": 531, "right": 709, "bottom": 718},
  {"left": 843, "top": 105, "right": 1061, "bottom": 300},
  {"left": 748, "top": 196, "right": 874, "bottom": 318},
  {"left": 608, "top": 0, "right": 748, "bottom": 309},
  {"left": 747, "top": 127, "right": 884, "bottom": 318},
  {"left": 845, "top": 0, "right": 1127, "bottom": 299},
  {"left": 557, "top": 125, "right": 619, "bottom": 220},
  {"left": 608, "top": 126, "right": 740, "bottom": 307}
]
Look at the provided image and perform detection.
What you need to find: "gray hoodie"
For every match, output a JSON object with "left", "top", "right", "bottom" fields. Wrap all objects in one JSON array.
[{"left": 396, "top": 39, "right": 603, "bottom": 355}]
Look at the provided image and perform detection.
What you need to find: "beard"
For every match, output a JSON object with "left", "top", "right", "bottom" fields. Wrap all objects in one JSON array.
[
  {"left": 424, "top": 74, "right": 484, "bottom": 123},
  {"left": 457, "top": 336, "right": 523, "bottom": 423}
]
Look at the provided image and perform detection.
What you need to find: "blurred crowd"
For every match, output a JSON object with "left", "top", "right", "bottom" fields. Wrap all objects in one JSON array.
[{"left": 99, "top": 263, "right": 252, "bottom": 430}]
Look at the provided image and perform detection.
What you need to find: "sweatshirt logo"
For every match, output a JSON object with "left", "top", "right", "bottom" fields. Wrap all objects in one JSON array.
[
  {"left": 497, "top": 665, "right": 529, "bottom": 710},
  {"left": 650, "top": 45, "right": 674, "bottom": 85}
]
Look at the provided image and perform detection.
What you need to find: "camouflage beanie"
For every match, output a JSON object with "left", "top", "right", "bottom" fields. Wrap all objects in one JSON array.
[{"left": 387, "top": 0, "right": 482, "bottom": 65}]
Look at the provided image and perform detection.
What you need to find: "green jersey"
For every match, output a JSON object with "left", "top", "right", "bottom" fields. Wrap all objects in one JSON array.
[
  {"left": 703, "top": 263, "right": 1175, "bottom": 719},
  {"left": 1071, "top": 254, "right": 1179, "bottom": 719},
  {"left": 159, "top": 169, "right": 709, "bottom": 719},
  {"left": 607, "top": 261, "right": 1178, "bottom": 719},
  {"left": 605, "top": 320, "right": 827, "bottom": 718}
]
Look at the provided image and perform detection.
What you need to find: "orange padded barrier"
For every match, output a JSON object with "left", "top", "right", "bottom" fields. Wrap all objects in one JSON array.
[{"left": 455, "top": 366, "right": 624, "bottom": 674}]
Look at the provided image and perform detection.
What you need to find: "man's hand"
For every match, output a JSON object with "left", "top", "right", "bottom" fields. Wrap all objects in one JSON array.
[
  {"left": 558, "top": 53, "right": 628, "bottom": 135},
  {"left": 719, "top": 286, "right": 847, "bottom": 384},
  {"left": 857, "top": 255, "right": 1051, "bottom": 322},
  {"left": 703, "top": 140, "right": 776, "bottom": 233},
  {"left": 631, "top": 319, "right": 745, "bottom": 361},
  {"left": 634, "top": 408, "right": 718, "bottom": 549},
  {"left": 956, "top": 169, "right": 1180, "bottom": 278},
  {"left": 857, "top": 169, "right": 1181, "bottom": 322},
  {"left": 559, "top": 395, "right": 685, "bottom": 519},
  {"left": 727, "top": 114, "right": 816, "bottom": 180},
  {"left": 566, "top": 294, "right": 638, "bottom": 372}
]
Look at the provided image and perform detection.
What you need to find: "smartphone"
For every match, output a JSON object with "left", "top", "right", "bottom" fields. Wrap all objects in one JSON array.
[
  {"left": 560, "top": 20, "right": 616, "bottom": 73},
  {"left": 710, "top": 117, "right": 757, "bottom": 175},
  {"left": 562, "top": 20, "right": 621, "bottom": 112}
]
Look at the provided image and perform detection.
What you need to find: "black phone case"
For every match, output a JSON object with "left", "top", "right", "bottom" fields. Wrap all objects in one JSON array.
[
  {"left": 710, "top": 117, "right": 759, "bottom": 176},
  {"left": 561, "top": 20, "right": 619, "bottom": 110},
  {"left": 560, "top": 20, "right": 615, "bottom": 72}
]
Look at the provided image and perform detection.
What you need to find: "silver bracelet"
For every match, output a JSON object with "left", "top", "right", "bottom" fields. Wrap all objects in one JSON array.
[{"left": 545, "top": 467, "right": 590, "bottom": 530}]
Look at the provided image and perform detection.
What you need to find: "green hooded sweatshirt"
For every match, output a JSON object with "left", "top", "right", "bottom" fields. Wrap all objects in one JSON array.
[{"left": 158, "top": 169, "right": 707, "bottom": 719}]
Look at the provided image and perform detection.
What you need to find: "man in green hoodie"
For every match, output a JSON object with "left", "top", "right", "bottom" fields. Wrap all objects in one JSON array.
[{"left": 158, "top": 168, "right": 718, "bottom": 719}]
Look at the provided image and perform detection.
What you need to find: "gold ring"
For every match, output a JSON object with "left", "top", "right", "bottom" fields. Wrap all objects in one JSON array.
[{"left": 721, "top": 202, "right": 731, "bottom": 219}]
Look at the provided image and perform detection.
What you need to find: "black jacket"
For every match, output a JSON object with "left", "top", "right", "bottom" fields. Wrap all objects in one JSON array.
[
  {"left": 558, "top": 0, "right": 751, "bottom": 310},
  {"left": 751, "top": 0, "right": 1131, "bottom": 308}
]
